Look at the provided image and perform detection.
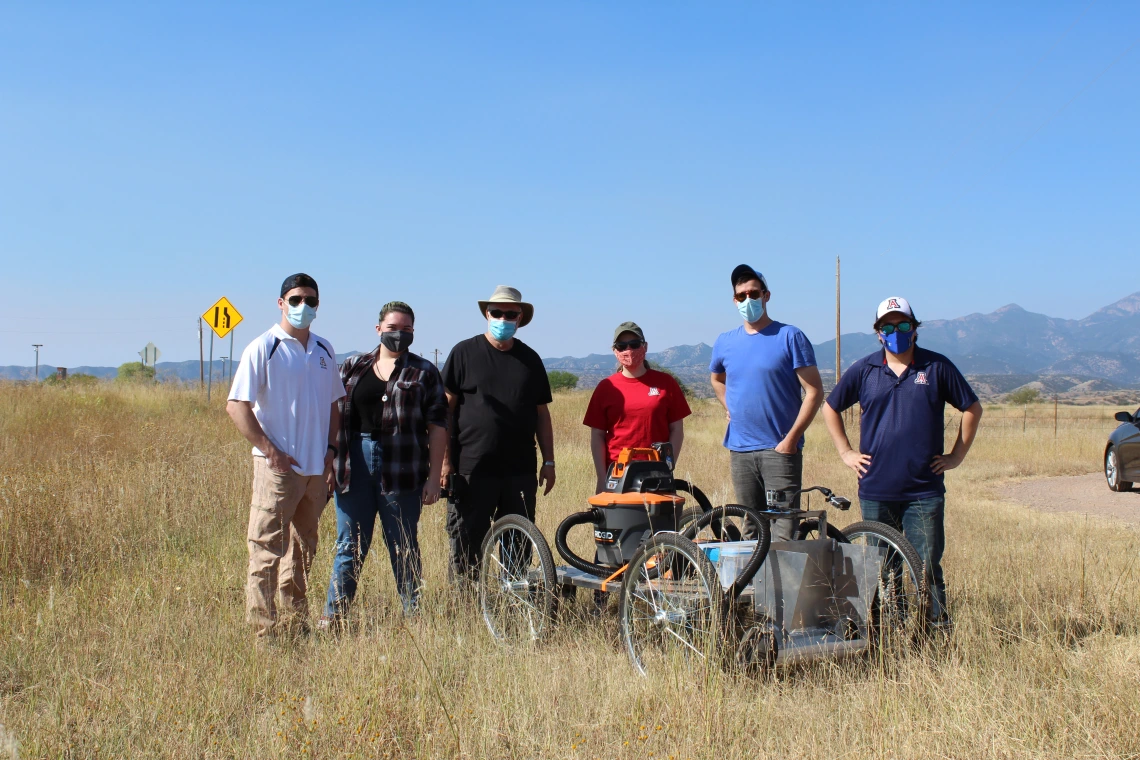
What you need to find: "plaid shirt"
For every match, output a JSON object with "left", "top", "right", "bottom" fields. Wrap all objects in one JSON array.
[{"left": 333, "top": 349, "right": 448, "bottom": 495}]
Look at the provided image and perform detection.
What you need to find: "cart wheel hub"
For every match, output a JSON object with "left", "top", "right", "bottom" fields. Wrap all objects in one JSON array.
[{"left": 654, "top": 609, "right": 687, "bottom": 627}]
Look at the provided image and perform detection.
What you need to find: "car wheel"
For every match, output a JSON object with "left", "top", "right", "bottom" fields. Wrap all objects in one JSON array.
[{"left": 1105, "top": 446, "right": 1133, "bottom": 492}]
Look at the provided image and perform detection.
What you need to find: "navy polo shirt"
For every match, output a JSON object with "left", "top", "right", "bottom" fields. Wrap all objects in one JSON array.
[{"left": 826, "top": 347, "right": 978, "bottom": 501}]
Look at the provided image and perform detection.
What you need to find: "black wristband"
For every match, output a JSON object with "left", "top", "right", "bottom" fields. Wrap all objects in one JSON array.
[{"left": 327, "top": 444, "right": 338, "bottom": 456}]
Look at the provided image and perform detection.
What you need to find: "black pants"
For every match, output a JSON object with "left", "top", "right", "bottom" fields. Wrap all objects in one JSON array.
[{"left": 445, "top": 472, "right": 538, "bottom": 585}]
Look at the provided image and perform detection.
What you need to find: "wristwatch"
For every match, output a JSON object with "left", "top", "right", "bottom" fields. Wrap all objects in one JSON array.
[{"left": 543, "top": 460, "right": 556, "bottom": 468}]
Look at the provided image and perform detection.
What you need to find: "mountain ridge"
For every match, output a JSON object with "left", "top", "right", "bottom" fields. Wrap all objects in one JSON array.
[{"left": 4, "top": 294, "right": 1138, "bottom": 397}]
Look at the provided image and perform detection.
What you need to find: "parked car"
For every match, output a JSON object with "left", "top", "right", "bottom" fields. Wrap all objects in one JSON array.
[{"left": 1105, "top": 407, "right": 1140, "bottom": 492}]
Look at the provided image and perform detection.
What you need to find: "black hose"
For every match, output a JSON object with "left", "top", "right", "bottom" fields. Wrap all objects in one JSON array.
[
  {"left": 681, "top": 504, "right": 770, "bottom": 599},
  {"left": 671, "top": 479, "right": 713, "bottom": 513},
  {"left": 554, "top": 509, "right": 613, "bottom": 577}
]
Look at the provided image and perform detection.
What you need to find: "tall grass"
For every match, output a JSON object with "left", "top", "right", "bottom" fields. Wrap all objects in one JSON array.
[{"left": 2, "top": 383, "right": 1139, "bottom": 758}]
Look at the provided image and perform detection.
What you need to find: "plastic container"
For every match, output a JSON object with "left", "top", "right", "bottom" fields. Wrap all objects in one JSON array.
[{"left": 699, "top": 541, "right": 759, "bottom": 589}]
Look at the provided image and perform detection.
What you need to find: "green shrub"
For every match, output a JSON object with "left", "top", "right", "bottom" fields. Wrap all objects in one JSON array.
[
  {"left": 548, "top": 370, "right": 579, "bottom": 393},
  {"left": 116, "top": 362, "right": 156, "bottom": 383},
  {"left": 1006, "top": 387, "right": 1040, "bottom": 405},
  {"left": 44, "top": 372, "right": 99, "bottom": 387}
]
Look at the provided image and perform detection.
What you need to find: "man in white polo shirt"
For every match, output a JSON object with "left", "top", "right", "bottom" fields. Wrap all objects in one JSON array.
[{"left": 227, "top": 273, "right": 346, "bottom": 640}]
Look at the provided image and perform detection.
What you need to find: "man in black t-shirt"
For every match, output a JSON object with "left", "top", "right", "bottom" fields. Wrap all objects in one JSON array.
[{"left": 441, "top": 285, "right": 556, "bottom": 585}]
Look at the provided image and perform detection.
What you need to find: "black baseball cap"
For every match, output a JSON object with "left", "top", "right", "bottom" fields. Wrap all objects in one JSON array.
[
  {"left": 280, "top": 273, "right": 319, "bottom": 298},
  {"left": 730, "top": 264, "right": 768, "bottom": 290}
]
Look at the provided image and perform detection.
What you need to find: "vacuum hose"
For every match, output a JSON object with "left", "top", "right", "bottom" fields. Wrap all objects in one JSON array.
[
  {"left": 555, "top": 509, "right": 613, "bottom": 577},
  {"left": 671, "top": 479, "right": 712, "bottom": 513},
  {"left": 681, "top": 504, "right": 771, "bottom": 599}
]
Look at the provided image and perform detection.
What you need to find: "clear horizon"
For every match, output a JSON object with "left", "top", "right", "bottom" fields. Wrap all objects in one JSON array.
[{"left": 4, "top": 3, "right": 1139, "bottom": 368}]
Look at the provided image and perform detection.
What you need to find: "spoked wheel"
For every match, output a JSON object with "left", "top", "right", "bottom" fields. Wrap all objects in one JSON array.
[
  {"left": 478, "top": 515, "right": 557, "bottom": 644},
  {"left": 678, "top": 506, "right": 742, "bottom": 542},
  {"left": 1106, "top": 446, "right": 1133, "bottom": 492},
  {"left": 619, "top": 533, "right": 726, "bottom": 677},
  {"left": 841, "top": 521, "right": 927, "bottom": 644}
]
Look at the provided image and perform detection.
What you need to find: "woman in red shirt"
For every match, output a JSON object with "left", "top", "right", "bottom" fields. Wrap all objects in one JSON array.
[{"left": 582, "top": 321, "right": 692, "bottom": 493}]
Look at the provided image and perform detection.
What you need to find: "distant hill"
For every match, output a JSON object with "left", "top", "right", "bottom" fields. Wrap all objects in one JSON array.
[
  {"left": 815, "top": 292, "right": 1140, "bottom": 383},
  {"left": 5, "top": 295, "right": 1138, "bottom": 401}
]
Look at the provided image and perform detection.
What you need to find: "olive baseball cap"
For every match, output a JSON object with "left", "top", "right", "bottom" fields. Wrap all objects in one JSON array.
[{"left": 613, "top": 321, "right": 645, "bottom": 344}]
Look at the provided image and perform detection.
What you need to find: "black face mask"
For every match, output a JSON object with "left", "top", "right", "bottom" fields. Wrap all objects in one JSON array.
[{"left": 379, "top": 330, "right": 413, "bottom": 353}]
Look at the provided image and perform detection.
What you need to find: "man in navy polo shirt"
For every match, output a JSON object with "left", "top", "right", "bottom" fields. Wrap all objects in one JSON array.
[{"left": 822, "top": 296, "right": 982, "bottom": 632}]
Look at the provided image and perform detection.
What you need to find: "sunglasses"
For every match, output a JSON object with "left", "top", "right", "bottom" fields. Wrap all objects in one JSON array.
[
  {"left": 879, "top": 321, "right": 914, "bottom": 335},
  {"left": 613, "top": 339, "right": 644, "bottom": 351},
  {"left": 286, "top": 295, "right": 319, "bottom": 308},
  {"left": 488, "top": 309, "right": 521, "bottom": 320},
  {"left": 733, "top": 289, "right": 765, "bottom": 303}
]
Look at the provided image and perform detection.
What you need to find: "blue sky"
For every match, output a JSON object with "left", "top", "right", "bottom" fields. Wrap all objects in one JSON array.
[{"left": 2, "top": 2, "right": 1138, "bottom": 368}]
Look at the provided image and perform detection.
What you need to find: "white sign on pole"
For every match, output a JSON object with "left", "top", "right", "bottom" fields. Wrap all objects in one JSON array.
[{"left": 139, "top": 342, "right": 162, "bottom": 366}]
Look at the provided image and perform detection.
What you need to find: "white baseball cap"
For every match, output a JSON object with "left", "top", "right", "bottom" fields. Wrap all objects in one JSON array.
[{"left": 875, "top": 296, "right": 915, "bottom": 324}]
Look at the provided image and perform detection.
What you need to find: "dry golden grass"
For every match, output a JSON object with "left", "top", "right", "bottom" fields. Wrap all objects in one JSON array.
[{"left": 2, "top": 384, "right": 1139, "bottom": 759}]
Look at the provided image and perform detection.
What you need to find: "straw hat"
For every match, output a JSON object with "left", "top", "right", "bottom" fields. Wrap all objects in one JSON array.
[{"left": 478, "top": 285, "right": 534, "bottom": 327}]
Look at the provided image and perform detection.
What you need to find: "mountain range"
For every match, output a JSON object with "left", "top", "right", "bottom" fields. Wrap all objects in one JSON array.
[{"left": 4, "top": 292, "right": 1139, "bottom": 400}]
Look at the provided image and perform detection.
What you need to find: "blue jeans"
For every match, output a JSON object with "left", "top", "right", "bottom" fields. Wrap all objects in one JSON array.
[
  {"left": 859, "top": 496, "right": 948, "bottom": 621},
  {"left": 324, "top": 435, "right": 423, "bottom": 616}
]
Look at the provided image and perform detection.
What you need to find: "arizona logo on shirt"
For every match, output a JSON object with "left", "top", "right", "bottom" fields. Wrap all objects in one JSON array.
[
  {"left": 648, "top": 387, "right": 660, "bottom": 396},
  {"left": 915, "top": 371, "right": 928, "bottom": 385},
  {"left": 319, "top": 357, "right": 327, "bottom": 369}
]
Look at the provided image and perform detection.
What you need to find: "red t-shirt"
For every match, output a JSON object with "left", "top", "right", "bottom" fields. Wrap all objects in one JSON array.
[{"left": 582, "top": 368, "right": 692, "bottom": 466}]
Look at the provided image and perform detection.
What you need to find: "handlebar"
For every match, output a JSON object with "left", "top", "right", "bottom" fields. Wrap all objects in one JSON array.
[{"left": 764, "top": 485, "right": 851, "bottom": 512}]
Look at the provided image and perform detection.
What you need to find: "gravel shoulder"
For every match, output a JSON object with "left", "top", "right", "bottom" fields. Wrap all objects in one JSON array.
[{"left": 1000, "top": 472, "right": 1140, "bottom": 526}]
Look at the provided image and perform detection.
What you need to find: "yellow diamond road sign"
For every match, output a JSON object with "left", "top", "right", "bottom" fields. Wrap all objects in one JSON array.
[{"left": 203, "top": 297, "right": 243, "bottom": 339}]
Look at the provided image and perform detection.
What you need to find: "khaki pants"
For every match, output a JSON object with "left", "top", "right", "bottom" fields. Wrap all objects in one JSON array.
[{"left": 246, "top": 456, "right": 328, "bottom": 638}]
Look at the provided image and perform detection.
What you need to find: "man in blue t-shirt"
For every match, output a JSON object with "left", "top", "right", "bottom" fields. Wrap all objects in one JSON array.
[
  {"left": 709, "top": 264, "right": 824, "bottom": 540},
  {"left": 822, "top": 296, "right": 982, "bottom": 632}
]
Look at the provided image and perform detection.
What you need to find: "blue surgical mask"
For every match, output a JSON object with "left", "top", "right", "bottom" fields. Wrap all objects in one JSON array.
[
  {"left": 488, "top": 318, "right": 517, "bottom": 341},
  {"left": 286, "top": 303, "right": 317, "bottom": 329},
  {"left": 737, "top": 297, "right": 765, "bottom": 323},
  {"left": 880, "top": 329, "right": 915, "bottom": 354}
]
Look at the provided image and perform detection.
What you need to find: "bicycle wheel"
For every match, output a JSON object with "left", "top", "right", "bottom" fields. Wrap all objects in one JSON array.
[
  {"left": 793, "top": 519, "right": 849, "bottom": 543},
  {"left": 678, "top": 506, "right": 742, "bottom": 542},
  {"left": 619, "top": 533, "right": 726, "bottom": 677},
  {"left": 841, "top": 520, "right": 927, "bottom": 642},
  {"left": 479, "top": 514, "right": 557, "bottom": 643}
]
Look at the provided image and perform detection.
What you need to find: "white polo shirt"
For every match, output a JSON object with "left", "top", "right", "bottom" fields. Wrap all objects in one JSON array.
[{"left": 229, "top": 323, "right": 346, "bottom": 476}]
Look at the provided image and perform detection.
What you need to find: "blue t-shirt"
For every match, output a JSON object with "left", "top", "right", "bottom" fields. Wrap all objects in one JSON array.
[
  {"left": 709, "top": 322, "right": 817, "bottom": 452},
  {"left": 826, "top": 347, "right": 979, "bottom": 501}
]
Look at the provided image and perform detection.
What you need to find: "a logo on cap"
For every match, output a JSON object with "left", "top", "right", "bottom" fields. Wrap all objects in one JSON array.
[{"left": 887, "top": 298, "right": 901, "bottom": 310}]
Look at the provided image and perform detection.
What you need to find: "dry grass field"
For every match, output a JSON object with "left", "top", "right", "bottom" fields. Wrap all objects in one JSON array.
[{"left": 2, "top": 383, "right": 1139, "bottom": 759}]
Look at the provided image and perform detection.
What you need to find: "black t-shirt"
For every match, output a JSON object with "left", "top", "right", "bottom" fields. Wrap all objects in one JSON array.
[
  {"left": 442, "top": 335, "right": 553, "bottom": 476},
  {"left": 349, "top": 367, "right": 386, "bottom": 433}
]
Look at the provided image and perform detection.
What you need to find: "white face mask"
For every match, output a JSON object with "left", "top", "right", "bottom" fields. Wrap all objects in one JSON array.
[{"left": 286, "top": 303, "right": 316, "bottom": 329}]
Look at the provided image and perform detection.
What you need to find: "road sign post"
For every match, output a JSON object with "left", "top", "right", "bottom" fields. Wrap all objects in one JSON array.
[
  {"left": 202, "top": 297, "right": 244, "bottom": 403},
  {"left": 207, "top": 332, "right": 214, "bottom": 401},
  {"left": 138, "top": 342, "right": 161, "bottom": 367}
]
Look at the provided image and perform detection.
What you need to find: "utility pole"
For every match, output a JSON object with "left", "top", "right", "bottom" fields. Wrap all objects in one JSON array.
[
  {"left": 433, "top": 348, "right": 442, "bottom": 369},
  {"left": 198, "top": 317, "right": 204, "bottom": 387},
  {"left": 32, "top": 344, "right": 43, "bottom": 381},
  {"left": 835, "top": 256, "right": 841, "bottom": 385}
]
